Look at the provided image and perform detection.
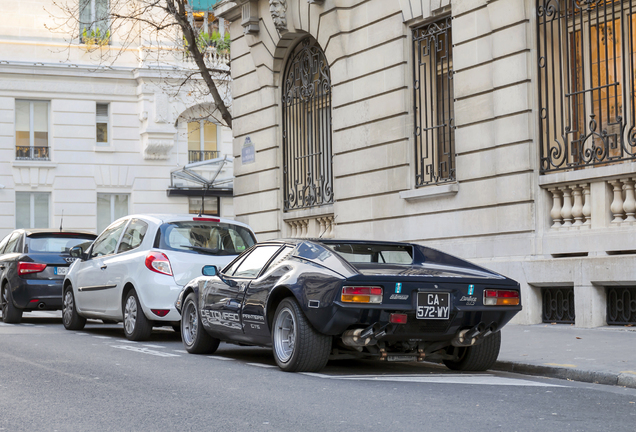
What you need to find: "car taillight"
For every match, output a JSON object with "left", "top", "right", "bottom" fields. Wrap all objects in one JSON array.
[
  {"left": 484, "top": 289, "right": 520, "bottom": 306},
  {"left": 341, "top": 286, "right": 383, "bottom": 304},
  {"left": 145, "top": 252, "right": 173, "bottom": 276},
  {"left": 18, "top": 262, "right": 47, "bottom": 275}
]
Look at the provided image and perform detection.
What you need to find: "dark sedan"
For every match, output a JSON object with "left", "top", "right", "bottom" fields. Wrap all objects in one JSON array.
[
  {"left": 0, "top": 229, "right": 96, "bottom": 323},
  {"left": 176, "top": 239, "right": 522, "bottom": 372}
]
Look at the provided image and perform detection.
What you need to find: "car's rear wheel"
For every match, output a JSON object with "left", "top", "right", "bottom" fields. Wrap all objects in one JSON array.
[
  {"left": 2, "top": 285, "right": 23, "bottom": 324},
  {"left": 443, "top": 331, "right": 501, "bottom": 371},
  {"left": 62, "top": 286, "right": 86, "bottom": 330},
  {"left": 272, "top": 297, "right": 331, "bottom": 372},
  {"left": 181, "top": 293, "right": 219, "bottom": 354},
  {"left": 123, "top": 290, "right": 152, "bottom": 341}
]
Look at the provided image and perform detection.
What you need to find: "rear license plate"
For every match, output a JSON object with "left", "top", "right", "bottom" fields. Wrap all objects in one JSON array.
[
  {"left": 54, "top": 267, "right": 68, "bottom": 276},
  {"left": 416, "top": 292, "right": 450, "bottom": 320}
]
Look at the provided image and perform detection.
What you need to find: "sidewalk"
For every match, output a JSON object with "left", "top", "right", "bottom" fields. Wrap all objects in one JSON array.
[{"left": 496, "top": 324, "right": 636, "bottom": 388}]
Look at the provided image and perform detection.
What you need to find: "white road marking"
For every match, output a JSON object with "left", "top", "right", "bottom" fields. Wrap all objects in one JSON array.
[
  {"left": 207, "top": 356, "right": 234, "bottom": 361},
  {"left": 74, "top": 333, "right": 88, "bottom": 335},
  {"left": 173, "top": 350, "right": 188, "bottom": 354},
  {"left": 300, "top": 373, "right": 563, "bottom": 387},
  {"left": 247, "top": 363, "right": 277, "bottom": 368},
  {"left": 0, "top": 323, "right": 14, "bottom": 326},
  {"left": 94, "top": 336, "right": 111, "bottom": 339},
  {"left": 142, "top": 344, "right": 165, "bottom": 349},
  {"left": 21, "top": 323, "right": 34, "bottom": 326},
  {"left": 111, "top": 345, "right": 180, "bottom": 357},
  {"left": 118, "top": 339, "right": 138, "bottom": 344}
]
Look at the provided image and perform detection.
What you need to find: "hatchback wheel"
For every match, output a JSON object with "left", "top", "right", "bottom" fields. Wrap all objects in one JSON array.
[
  {"left": 181, "top": 293, "right": 219, "bottom": 354},
  {"left": 123, "top": 290, "right": 152, "bottom": 341},
  {"left": 2, "top": 285, "right": 23, "bottom": 324},
  {"left": 62, "top": 286, "right": 86, "bottom": 330},
  {"left": 272, "top": 297, "right": 331, "bottom": 372}
]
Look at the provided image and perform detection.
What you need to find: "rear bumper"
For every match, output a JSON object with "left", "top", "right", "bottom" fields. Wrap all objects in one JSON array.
[
  {"left": 134, "top": 274, "right": 183, "bottom": 322},
  {"left": 11, "top": 279, "right": 64, "bottom": 310}
]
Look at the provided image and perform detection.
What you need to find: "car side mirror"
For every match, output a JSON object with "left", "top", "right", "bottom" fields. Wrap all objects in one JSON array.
[
  {"left": 202, "top": 265, "right": 218, "bottom": 276},
  {"left": 69, "top": 246, "right": 85, "bottom": 261}
]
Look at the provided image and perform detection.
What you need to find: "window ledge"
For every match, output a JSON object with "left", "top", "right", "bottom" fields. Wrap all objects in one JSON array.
[
  {"left": 282, "top": 204, "right": 334, "bottom": 221},
  {"left": 94, "top": 145, "right": 114, "bottom": 153},
  {"left": 399, "top": 183, "right": 459, "bottom": 201},
  {"left": 11, "top": 160, "right": 57, "bottom": 169},
  {"left": 539, "top": 162, "right": 636, "bottom": 187}
]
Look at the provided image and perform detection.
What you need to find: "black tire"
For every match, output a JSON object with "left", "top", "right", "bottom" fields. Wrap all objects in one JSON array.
[
  {"left": 2, "top": 284, "right": 23, "bottom": 324},
  {"left": 122, "top": 289, "right": 152, "bottom": 341},
  {"left": 271, "top": 297, "right": 331, "bottom": 372},
  {"left": 181, "top": 293, "right": 219, "bottom": 354},
  {"left": 62, "top": 286, "right": 86, "bottom": 330},
  {"left": 443, "top": 331, "right": 501, "bottom": 371}
]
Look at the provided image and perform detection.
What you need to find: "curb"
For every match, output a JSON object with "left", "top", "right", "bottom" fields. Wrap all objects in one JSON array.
[{"left": 494, "top": 361, "right": 636, "bottom": 389}]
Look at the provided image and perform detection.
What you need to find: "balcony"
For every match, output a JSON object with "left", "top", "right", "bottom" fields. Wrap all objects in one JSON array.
[
  {"left": 189, "top": 150, "right": 220, "bottom": 163},
  {"left": 16, "top": 146, "right": 50, "bottom": 161}
]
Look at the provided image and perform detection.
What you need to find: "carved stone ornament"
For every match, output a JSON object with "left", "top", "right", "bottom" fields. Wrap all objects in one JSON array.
[{"left": 269, "top": 0, "right": 287, "bottom": 31}]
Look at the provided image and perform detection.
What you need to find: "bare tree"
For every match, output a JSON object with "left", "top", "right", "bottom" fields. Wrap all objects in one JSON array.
[{"left": 46, "top": 0, "right": 233, "bottom": 128}]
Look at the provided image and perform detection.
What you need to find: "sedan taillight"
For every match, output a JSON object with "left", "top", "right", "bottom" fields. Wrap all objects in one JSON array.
[
  {"left": 18, "top": 262, "right": 47, "bottom": 275},
  {"left": 484, "top": 289, "right": 520, "bottom": 306},
  {"left": 341, "top": 286, "right": 383, "bottom": 304},
  {"left": 145, "top": 252, "right": 173, "bottom": 276}
]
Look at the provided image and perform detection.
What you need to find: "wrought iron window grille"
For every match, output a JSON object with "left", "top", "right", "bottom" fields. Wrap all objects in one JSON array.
[
  {"left": 607, "top": 286, "right": 636, "bottom": 325},
  {"left": 412, "top": 17, "right": 456, "bottom": 187},
  {"left": 282, "top": 38, "right": 334, "bottom": 212},
  {"left": 15, "top": 146, "right": 50, "bottom": 161},
  {"left": 537, "top": 0, "right": 636, "bottom": 174},
  {"left": 542, "top": 287, "right": 576, "bottom": 323}
]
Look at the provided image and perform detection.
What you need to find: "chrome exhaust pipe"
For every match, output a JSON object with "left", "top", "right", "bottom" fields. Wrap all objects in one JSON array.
[
  {"left": 463, "top": 323, "right": 485, "bottom": 340},
  {"left": 342, "top": 328, "right": 376, "bottom": 347},
  {"left": 37, "top": 302, "right": 46, "bottom": 309}
]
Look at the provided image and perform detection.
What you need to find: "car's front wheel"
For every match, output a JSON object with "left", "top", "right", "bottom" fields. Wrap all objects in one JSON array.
[
  {"left": 181, "top": 293, "right": 219, "bottom": 354},
  {"left": 443, "top": 331, "right": 501, "bottom": 371},
  {"left": 62, "top": 286, "right": 86, "bottom": 330},
  {"left": 2, "top": 285, "right": 23, "bottom": 324},
  {"left": 123, "top": 289, "right": 152, "bottom": 341},
  {"left": 272, "top": 297, "right": 331, "bottom": 372}
]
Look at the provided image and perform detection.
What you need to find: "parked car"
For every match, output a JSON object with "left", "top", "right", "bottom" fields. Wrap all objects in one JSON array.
[
  {"left": 62, "top": 214, "right": 257, "bottom": 341},
  {"left": 0, "top": 229, "right": 97, "bottom": 323},
  {"left": 176, "top": 239, "right": 522, "bottom": 372}
]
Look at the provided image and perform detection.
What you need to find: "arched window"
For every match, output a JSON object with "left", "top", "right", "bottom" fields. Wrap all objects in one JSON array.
[{"left": 282, "top": 37, "right": 333, "bottom": 211}]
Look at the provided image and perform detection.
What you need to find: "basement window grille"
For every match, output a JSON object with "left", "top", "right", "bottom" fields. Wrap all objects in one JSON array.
[
  {"left": 607, "top": 287, "right": 636, "bottom": 325},
  {"left": 542, "top": 287, "right": 576, "bottom": 324}
]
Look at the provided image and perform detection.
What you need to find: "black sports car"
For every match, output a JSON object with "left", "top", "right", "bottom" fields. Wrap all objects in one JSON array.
[
  {"left": 0, "top": 229, "right": 96, "bottom": 323},
  {"left": 175, "top": 239, "right": 522, "bottom": 372}
]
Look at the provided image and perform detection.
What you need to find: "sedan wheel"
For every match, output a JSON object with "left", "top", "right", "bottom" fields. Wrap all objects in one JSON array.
[
  {"left": 122, "top": 290, "right": 152, "bottom": 341},
  {"left": 271, "top": 297, "right": 331, "bottom": 372},
  {"left": 2, "top": 285, "right": 23, "bottom": 324},
  {"left": 443, "top": 331, "right": 501, "bottom": 371},
  {"left": 62, "top": 287, "right": 86, "bottom": 330},
  {"left": 181, "top": 293, "right": 219, "bottom": 354}
]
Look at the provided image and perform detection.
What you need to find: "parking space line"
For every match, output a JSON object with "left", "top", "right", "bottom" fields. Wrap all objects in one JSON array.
[
  {"left": 173, "top": 350, "right": 187, "bottom": 354},
  {"left": 207, "top": 356, "right": 234, "bottom": 361},
  {"left": 247, "top": 363, "right": 276, "bottom": 368},
  {"left": 94, "top": 336, "right": 111, "bottom": 339},
  {"left": 119, "top": 340, "right": 138, "bottom": 344},
  {"left": 299, "top": 373, "right": 563, "bottom": 387},
  {"left": 142, "top": 344, "right": 165, "bottom": 349},
  {"left": 111, "top": 345, "right": 180, "bottom": 357}
]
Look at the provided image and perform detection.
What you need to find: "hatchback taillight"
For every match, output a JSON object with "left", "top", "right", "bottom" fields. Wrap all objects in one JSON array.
[
  {"left": 341, "top": 286, "right": 383, "bottom": 304},
  {"left": 145, "top": 252, "right": 173, "bottom": 276},
  {"left": 18, "top": 262, "right": 47, "bottom": 275}
]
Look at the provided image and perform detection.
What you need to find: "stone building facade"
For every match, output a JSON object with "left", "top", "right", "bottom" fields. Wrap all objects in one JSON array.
[
  {"left": 0, "top": 0, "right": 234, "bottom": 239},
  {"left": 217, "top": 0, "right": 636, "bottom": 328}
]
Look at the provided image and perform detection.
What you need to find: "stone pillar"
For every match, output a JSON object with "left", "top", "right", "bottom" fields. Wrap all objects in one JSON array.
[
  {"left": 574, "top": 284, "right": 607, "bottom": 328},
  {"left": 560, "top": 186, "right": 573, "bottom": 227},
  {"left": 609, "top": 180, "right": 625, "bottom": 224},
  {"left": 581, "top": 183, "right": 591, "bottom": 226},
  {"left": 622, "top": 178, "right": 636, "bottom": 223},
  {"left": 548, "top": 187, "right": 563, "bottom": 229},
  {"left": 571, "top": 185, "right": 584, "bottom": 226}
]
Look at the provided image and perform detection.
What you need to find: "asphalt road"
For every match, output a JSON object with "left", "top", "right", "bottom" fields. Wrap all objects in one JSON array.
[{"left": 1, "top": 313, "right": 635, "bottom": 432}]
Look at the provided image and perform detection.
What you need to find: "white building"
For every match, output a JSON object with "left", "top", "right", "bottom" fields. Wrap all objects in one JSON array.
[
  {"left": 0, "top": 0, "right": 234, "bottom": 239},
  {"left": 216, "top": 0, "right": 636, "bottom": 328}
]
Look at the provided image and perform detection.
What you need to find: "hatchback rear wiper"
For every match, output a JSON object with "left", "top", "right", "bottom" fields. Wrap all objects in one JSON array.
[{"left": 179, "top": 245, "right": 235, "bottom": 255}]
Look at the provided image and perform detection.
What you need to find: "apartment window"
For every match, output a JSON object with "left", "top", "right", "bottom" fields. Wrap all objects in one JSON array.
[
  {"left": 16, "top": 192, "right": 49, "bottom": 229},
  {"left": 188, "top": 120, "right": 219, "bottom": 163},
  {"left": 538, "top": 0, "right": 636, "bottom": 173},
  {"left": 96, "top": 103, "right": 109, "bottom": 145},
  {"left": 97, "top": 193, "right": 128, "bottom": 233},
  {"left": 412, "top": 17, "right": 456, "bottom": 187},
  {"left": 80, "top": 0, "right": 110, "bottom": 44},
  {"left": 15, "top": 100, "right": 49, "bottom": 161},
  {"left": 281, "top": 37, "right": 334, "bottom": 211},
  {"left": 188, "top": 196, "right": 219, "bottom": 216}
]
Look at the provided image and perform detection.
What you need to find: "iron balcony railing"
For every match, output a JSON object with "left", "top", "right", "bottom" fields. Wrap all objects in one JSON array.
[
  {"left": 16, "top": 146, "right": 50, "bottom": 161},
  {"left": 188, "top": 150, "right": 220, "bottom": 163}
]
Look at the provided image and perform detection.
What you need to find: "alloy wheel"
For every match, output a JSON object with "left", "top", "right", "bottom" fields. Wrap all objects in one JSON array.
[
  {"left": 63, "top": 290, "right": 74, "bottom": 327},
  {"left": 124, "top": 296, "right": 137, "bottom": 335},
  {"left": 182, "top": 301, "right": 198, "bottom": 346},
  {"left": 273, "top": 307, "right": 296, "bottom": 363}
]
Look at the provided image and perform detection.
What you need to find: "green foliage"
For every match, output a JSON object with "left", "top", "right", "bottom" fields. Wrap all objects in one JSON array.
[
  {"left": 81, "top": 27, "right": 110, "bottom": 48},
  {"left": 185, "top": 31, "right": 230, "bottom": 55}
]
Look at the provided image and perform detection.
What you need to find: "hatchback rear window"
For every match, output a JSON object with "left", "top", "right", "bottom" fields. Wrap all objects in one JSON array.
[
  {"left": 26, "top": 235, "right": 96, "bottom": 253},
  {"left": 157, "top": 221, "right": 256, "bottom": 256}
]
